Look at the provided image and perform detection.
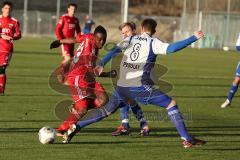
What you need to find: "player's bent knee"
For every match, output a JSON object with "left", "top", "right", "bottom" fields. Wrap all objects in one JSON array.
[
  {"left": 166, "top": 100, "right": 177, "bottom": 110},
  {"left": 97, "top": 93, "right": 109, "bottom": 107},
  {"left": 72, "top": 108, "right": 87, "bottom": 118},
  {"left": 0, "top": 66, "right": 6, "bottom": 74}
]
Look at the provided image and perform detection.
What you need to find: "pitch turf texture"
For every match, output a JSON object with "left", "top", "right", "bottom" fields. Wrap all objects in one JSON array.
[{"left": 1, "top": 37, "right": 240, "bottom": 160}]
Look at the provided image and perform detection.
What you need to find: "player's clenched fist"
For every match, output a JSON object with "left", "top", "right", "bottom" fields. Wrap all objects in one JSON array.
[
  {"left": 50, "top": 40, "right": 61, "bottom": 49},
  {"left": 194, "top": 30, "right": 203, "bottom": 39}
]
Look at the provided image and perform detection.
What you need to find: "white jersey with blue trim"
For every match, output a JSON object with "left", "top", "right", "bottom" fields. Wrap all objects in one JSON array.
[{"left": 117, "top": 32, "right": 169, "bottom": 87}]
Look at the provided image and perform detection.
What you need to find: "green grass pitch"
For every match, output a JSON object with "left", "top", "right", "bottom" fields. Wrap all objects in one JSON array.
[{"left": 1, "top": 37, "right": 240, "bottom": 160}]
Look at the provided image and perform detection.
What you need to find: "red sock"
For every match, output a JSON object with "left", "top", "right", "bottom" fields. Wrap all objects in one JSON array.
[
  {"left": 57, "top": 100, "right": 88, "bottom": 131},
  {"left": 57, "top": 112, "right": 79, "bottom": 131},
  {"left": 0, "top": 74, "right": 6, "bottom": 94}
]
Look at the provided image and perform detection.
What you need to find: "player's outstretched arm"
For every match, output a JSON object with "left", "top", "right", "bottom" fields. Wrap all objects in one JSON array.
[
  {"left": 98, "top": 70, "right": 117, "bottom": 78},
  {"left": 166, "top": 30, "right": 203, "bottom": 54},
  {"left": 94, "top": 46, "right": 121, "bottom": 76},
  {"left": 99, "top": 46, "right": 122, "bottom": 67},
  {"left": 50, "top": 38, "right": 76, "bottom": 49}
]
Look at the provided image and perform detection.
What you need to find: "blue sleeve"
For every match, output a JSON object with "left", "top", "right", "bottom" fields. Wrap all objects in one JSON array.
[
  {"left": 236, "top": 46, "right": 240, "bottom": 51},
  {"left": 99, "top": 46, "right": 122, "bottom": 67},
  {"left": 166, "top": 35, "right": 198, "bottom": 54}
]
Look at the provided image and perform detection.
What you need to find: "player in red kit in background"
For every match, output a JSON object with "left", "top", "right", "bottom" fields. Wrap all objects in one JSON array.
[
  {"left": 55, "top": 3, "right": 81, "bottom": 83},
  {"left": 0, "top": 1, "right": 21, "bottom": 95}
]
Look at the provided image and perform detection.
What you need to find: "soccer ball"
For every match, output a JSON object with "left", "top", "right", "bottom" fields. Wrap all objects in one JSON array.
[{"left": 38, "top": 126, "right": 56, "bottom": 144}]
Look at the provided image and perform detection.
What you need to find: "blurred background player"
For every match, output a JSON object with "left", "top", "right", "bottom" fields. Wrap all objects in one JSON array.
[
  {"left": 55, "top": 3, "right": 81, "bottom": 79},
  {"left": 83, "top": 15, "right": 95, "bottom": 34},
  {"left": 221, "top": 33, "right": 240, "bottom": 108},
  {"left": 111, "top": 22, "right": 150, "bottom": 136},
  {"left": 50, "top": 26, "right": 109, "bottom": 140},
  {"left": 0, "top": 1, "right": 21, "bottom": 95}
]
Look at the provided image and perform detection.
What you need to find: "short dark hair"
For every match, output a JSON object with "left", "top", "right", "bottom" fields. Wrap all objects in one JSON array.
[
  {"left": 119, "top": 22, "right": 136, "bottom": 31},
  {"left": 94, "top": 25, "right": 107, "bottom": 37},
  {"left": 2, "top": 1, "right": 12, "bottom": 8},
  {"left": 141, "top": 18, "right": 157, "bottom": 35},
  {"left": 68, "top": 3, "right": 77, "bottom": 9}
]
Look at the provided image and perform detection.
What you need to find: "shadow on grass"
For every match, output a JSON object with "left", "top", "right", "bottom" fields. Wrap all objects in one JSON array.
[
  {"left": 173, "top": 95, "right": 240, "bottom": 99},
  {"left": 53, "top": 141, "right": 134, "bottom": 145},
  {"left": 1, "top": 125, "right": 240, "bottom": 136},
  {"left": 202, "top": 148, "right": 240, "bottom": 151}
]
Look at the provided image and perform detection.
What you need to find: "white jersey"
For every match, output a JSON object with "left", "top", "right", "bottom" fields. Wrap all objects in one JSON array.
[{"left": 117, "top": 32, "right": 169, "bottom": 87}]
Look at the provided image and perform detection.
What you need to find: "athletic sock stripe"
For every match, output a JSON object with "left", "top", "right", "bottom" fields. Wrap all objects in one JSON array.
[{"left": 168, "top": 110, "right": 179, "bottom": 116}]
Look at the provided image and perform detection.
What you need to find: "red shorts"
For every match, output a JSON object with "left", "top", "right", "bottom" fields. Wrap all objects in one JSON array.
[
  {"left": 60, "top": 44, "right": 74, "bottom": 58},
  {"left": 68, "top": 75, "right": 106, "bottom": 109},
  {"left": 0, "top": 51, "right": 12, "bottom": 66}
]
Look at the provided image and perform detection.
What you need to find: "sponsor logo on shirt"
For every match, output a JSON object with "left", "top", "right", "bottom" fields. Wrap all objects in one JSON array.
[
  {"left": 2, "top": 28, "right": 10, "bottom": 34},
  {"left": 123, "top": 62, "right": 140, "bottom": 70},
  {"left": 135, "top": 36, "right": 147, "bottom": 42},
  {"left": 69, "top": 24, "right": 76, "bottom": 29}
]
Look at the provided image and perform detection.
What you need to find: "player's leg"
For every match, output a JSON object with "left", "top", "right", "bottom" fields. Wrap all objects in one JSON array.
[
  {"left": 61, "top": 82, "right": 108, "bottom": 143},
  {"left": 119, "top": 103, "right": 130, "bottom": 129},
  {"left": 56, "top": 98, "right": 88, "bottom": 134},
  {"left": 111, "top": 102, "right": 131, "bottom": 136},
  {"left": 221, "top": 76, "right": 240, "bottom": 108},
  {"left": 56, "top": 76, "right": 90, "bottom": 134},
  {"left": 221, "top": 63, "right": 240, "bottom": 108},
  {"left": 61, "top": 91, "right": 122, "bottom": 143},
  {"left": 74, "top": 89, "right": 123, "bottom": 130},
  {"left": 57, "top": 44, "right": 72, "bottom": 83},
  {"left": 0, "top": 65, "right": 6, "bottom": 95},
  {"left": 144, "top": 87, "right": 205, "bottom": 148},
  {"left": 0, "top": 52, "right": 11, "bottom": 95},
  {"left": 69, "top": 44, "right": 75, "bottom": 59},
  {"left": 60, "top": 44, "right": 71, "bottom": 64},
  {"left": 112, "top": 101, "right": 150, "bottom": 136},
  {"left": 122, "top": 85, "right": 205, "bottom": 148},
  {"left": 93, "top": 82, "right": 109, "bottom": 108},
  {"left": 129, "top": 103, "right": 150, "bottom": 136}
]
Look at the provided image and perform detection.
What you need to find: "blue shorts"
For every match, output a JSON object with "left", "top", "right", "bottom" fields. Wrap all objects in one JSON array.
[
  {"left": 236, "top": 62, "right": 240, "bottom": 77},
  {"left": 115, "top": 85, "right": 172, "bottom": 108}
]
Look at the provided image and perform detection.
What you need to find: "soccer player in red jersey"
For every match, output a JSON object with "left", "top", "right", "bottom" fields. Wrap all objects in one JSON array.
[
  {"left": 55, "top": 3, "right": 81, "bottom": 76},
  {"left": 0, "top": 1, "right": 21, "bottom": 95},
  {"left": 50, "top": 26, "right": 108, "bottom": 138}
]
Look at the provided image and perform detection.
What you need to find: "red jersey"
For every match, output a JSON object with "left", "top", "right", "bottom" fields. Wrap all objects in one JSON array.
[
  {"left": 68, "top": 34, "right": 99, "bottom": 78},
  {"left": 55, "top": 14, "right": 81, "bottom": 40},
  {"left": 0, "top": 15, "right": 21, "bottom": 52}
]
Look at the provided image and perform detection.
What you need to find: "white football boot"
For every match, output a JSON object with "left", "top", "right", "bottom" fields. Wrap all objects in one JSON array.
[
  {"left": 221, "top": 99, "right": 231, "bottom": 108},
  {"left": 62, "top": 124, "right": 77, "bottom": 144}
]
